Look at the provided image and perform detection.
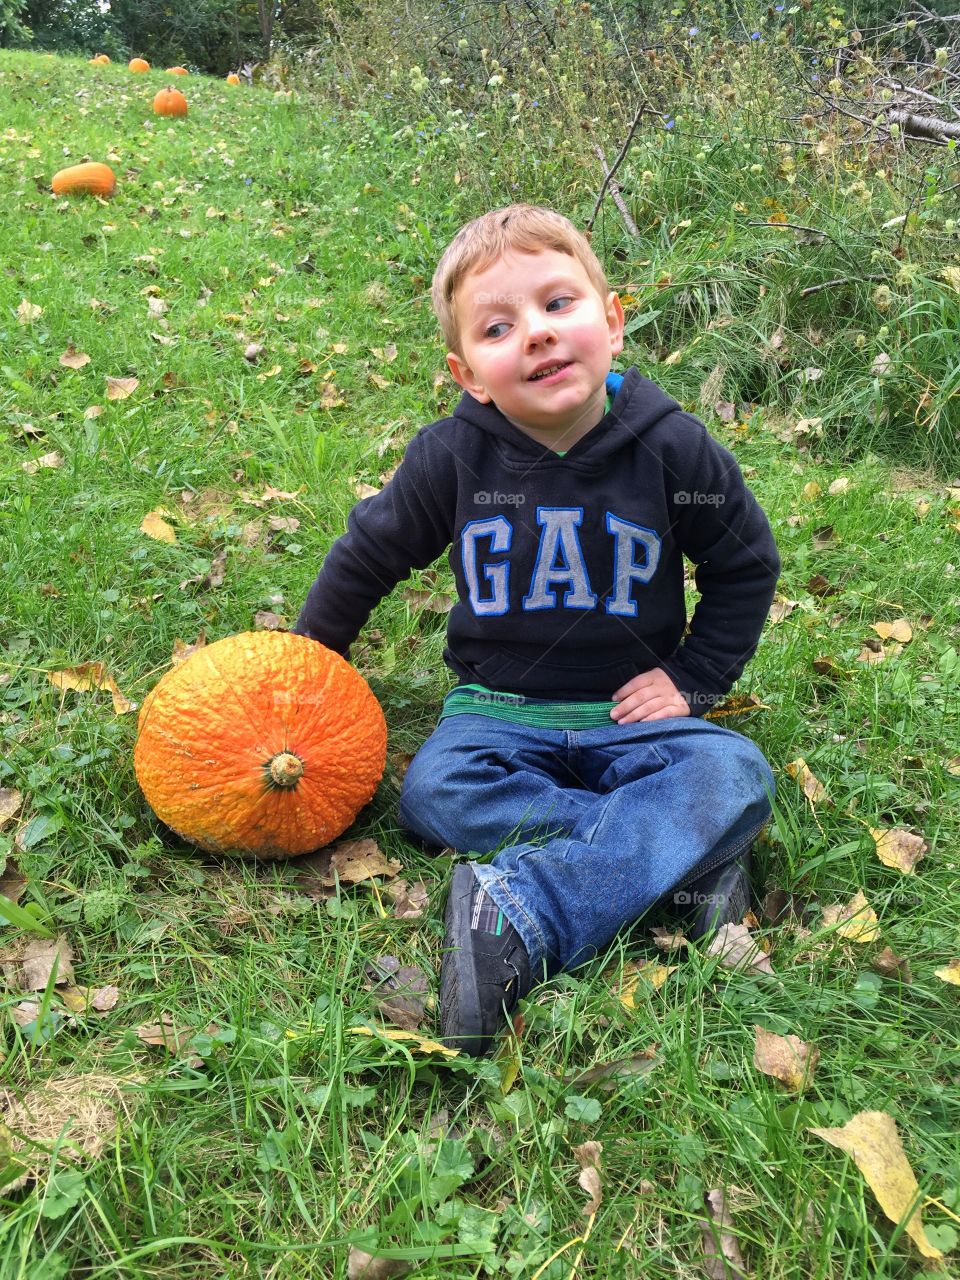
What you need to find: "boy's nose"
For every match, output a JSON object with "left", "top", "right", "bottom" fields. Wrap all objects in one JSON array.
[{"left": 523, "top": 317, "right": 557, "bottom": 351}]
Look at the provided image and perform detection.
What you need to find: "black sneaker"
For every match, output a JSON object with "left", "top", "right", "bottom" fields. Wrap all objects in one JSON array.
[
  {"left": 440, "top": 863, "right": 531, "bottom": 1057},
  {"left": 682, "top": 850, "right": 754, "bottom": 942}
]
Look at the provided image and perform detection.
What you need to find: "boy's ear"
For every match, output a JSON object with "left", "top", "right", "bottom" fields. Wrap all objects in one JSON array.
[
  {"left": 446, "top": 350, "right": 492, "bottom": 403},
  {"left": 606, "top": 290, "right": 626, "bottom": 357}
]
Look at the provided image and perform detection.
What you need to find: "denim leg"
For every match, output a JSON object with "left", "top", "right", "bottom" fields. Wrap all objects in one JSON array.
[
  {"left": 473, "top": 717, "right": 775, "bottom": 976},
  {"left": 399, "top": 715, "right": 595, "bottom": 855}
]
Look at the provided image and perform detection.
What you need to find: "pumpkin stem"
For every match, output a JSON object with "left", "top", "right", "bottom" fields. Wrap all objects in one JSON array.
[{"left": 267, "top": 752, "right": 304, "bottom": 788}]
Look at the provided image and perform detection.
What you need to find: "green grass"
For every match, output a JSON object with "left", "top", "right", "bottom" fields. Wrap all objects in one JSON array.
[{"left": 1, "top": 45, "right": 960, "bottom": 1280}]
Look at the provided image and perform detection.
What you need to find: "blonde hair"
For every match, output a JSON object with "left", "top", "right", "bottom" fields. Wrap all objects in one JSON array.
[{"left": 431, "top": 204, "right": 610, "bottom": 352}]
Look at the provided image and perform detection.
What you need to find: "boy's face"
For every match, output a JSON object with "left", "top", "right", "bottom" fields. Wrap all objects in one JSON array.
[{"left": 446, "top": 249, "right": 625, "bottom": 446}]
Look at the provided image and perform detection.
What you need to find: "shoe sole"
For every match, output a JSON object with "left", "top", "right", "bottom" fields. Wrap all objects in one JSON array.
[
  {"left": 440, "top": 864, "right": 488, "bottom": 1054},
  {"left": 688, "top": 858, "right": 752, "bottom": 940}
]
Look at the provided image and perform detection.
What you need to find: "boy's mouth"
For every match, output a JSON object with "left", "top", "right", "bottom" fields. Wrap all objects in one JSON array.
[{"left": 527, "top": 361, "right": 572, "bottom": 382}]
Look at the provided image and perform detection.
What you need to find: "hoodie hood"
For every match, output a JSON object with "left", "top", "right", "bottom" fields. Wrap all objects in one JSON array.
[{"left": 450, "top": 366, "right": 684, "bottom": 473}]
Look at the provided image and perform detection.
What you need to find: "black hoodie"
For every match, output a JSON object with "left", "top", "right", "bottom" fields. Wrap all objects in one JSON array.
[{"left": 294, "top": 367, "right": 780, "bottom": 712}]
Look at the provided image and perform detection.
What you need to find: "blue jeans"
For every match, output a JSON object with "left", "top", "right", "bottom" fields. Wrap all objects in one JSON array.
[{"left": 399, "top": 714, "right": 775, "bottom": 977}]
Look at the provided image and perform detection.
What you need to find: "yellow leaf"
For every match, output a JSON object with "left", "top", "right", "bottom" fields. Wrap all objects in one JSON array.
[
  {"left": 105, "top": 376, "right": 139, "bottom": 401},
  {"left": 17, "top": 299, "right": 42, "bottom": 324},
  {"left": 933, "top": 958, "right": 960, "bottom": 986},
  {"left": 753, "top": 1025, "right": 819, "bottom": 1091},
  {"left": 47, "top": 662, "right": 135, "bottom": 715},
  {"left": 785, "top": 758, "right": 829, "bottom": 804},
  {"left": 616, "top": 959, "right": 678, "bottom": 1007},
  {"left": 140, "top": 509, "right": 177, "bottom": 544},
  {"left": 869, "top": 826, "right": 928, "bottom": 875},
  {"left": 349, "top": 1026, "right": 459, "bottom": 1058},
  {"left": 809, "top": 1111, "right": 943, "bottom": 1258},
  {"left": 871, "top": 619, "right": 913, "bottom": 643},
  {"left": 705, "top": 693, "right": 768, "bottom": 720},
  {"left": 662, "top": 350, "right": 683, "bottom": 366},
  {"left": 822, "top": 889, "right": 879, "bottom": 942},
  {"left": 801, "top": 481, "right": 822, "bottom": 501},
  {"left": 827, "top": 477, "right": 850, "bottom": 495}
]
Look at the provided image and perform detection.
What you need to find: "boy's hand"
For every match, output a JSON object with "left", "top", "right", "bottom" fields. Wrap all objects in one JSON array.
[{"left": 610, "top": 669, "right": 690, "bottom": 724}]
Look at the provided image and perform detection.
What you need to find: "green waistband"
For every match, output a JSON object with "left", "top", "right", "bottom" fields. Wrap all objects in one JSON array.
[{"left": 440, "top": 684, "right": 617, "bottom": 729}]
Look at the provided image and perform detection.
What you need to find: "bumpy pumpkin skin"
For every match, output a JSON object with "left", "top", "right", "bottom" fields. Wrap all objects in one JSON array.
[
  {"left": 51, "top": 162, "right": 116, "bottom": 197},
  {"left": 134, "top": 631, "right": 388, "bottom": 859},
  {"left": 153, "top": 87, "right": 188, "bottom": 117}
]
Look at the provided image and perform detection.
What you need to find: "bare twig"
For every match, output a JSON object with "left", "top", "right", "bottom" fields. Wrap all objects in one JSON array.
[
  {"left": 798, "top": 274, "right": 885, "bottom": 297},
  {"left": 586, "top": 101, "right": 649, "bottom": 235},
  {"left": 887, "top": 108, "right": 960, "bottom": 142},
  {"left": 592, "top": 147, "right": 639, "bottom": 237}
]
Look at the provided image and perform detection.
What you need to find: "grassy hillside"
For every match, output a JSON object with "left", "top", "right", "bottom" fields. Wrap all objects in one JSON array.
[{"left": 1, "top": 47, "right": 959, "bottom": 1280}]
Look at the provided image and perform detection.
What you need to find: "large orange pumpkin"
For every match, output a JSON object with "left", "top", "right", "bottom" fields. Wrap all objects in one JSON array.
[
  {"left": 51, "top": 162, "right": 116, "bottom": 197},
  {"left": 134, "top": 631, "right": 388, "bottom": 858},
  {"left": 128, "top": 57, "right": 150, "bottom": 72},
  {"left": 153, "top": 86, "right": 188, "bottom": 117},
  {"left": 166, "top": 66, "right": 188, "bottom": 75}
]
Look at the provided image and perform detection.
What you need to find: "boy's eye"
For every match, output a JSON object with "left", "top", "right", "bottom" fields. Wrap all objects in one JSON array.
[
  {"left": 546, "top": 296, "right": 574, "bottom": 312},
  {"left": 484, "top": 322, "right": 509, "bottom": 339}
]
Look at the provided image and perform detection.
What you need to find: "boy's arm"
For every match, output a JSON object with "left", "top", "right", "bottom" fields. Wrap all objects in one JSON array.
[
  {"left": 293, "top": 434, "right": 452, "bottom": 654},
  {"left": 658, "top": 425, "right": 780, "bottom": 715}
]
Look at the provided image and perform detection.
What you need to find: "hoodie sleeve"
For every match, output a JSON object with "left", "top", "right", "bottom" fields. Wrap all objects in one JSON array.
[
  {"left": 293, "top": 432, "right": 453, "bottom": 654},
  {"left": 658, "top": 419, "right": 780, "bottom": 714}
]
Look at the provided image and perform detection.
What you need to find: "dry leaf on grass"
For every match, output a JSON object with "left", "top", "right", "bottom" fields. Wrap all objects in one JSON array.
[
  {"left": 706, "top": 924, "right": 775, "bottom": 976},
  {"left": 346, "top": 1248, "right": 410, "bottom": 1280},
  {"left": 22, "top": 451, "right": 64, "bottom": 474},
  {"left": 60, "top": 984, "right": 120, "bottom": 1014},
  {"left": 933, "top": 958, "right": 960, "bottom": 986},
  {"left": 785, "top": 758, "right": 829, "bottom": 805},
  {"left": 171, "top": 632, "right": 207, "bottom": 666},
  {"left": 871, "top": 619, "right": 913, "bottom": 643},
  {"left": 136, "top": 1014, "right": 217, "bottom": 1069},
  {"left": 349, "top": 1026, "right": 458, "bottom": 1058},
  {"left": 568, "top": 1048, "right": 660, "bottom": 1091},
  {"left": 872, "top": 947, "right": 912, "bottom": 983},
  {"left": 365, "top": 956, "right": 430, "bottom": 1032},
  {"left": 140, "top": 508, "right": 177, "bottom": 544},
  {"left": 869, "top": 826, "right": 928, "bottom": 874},
  {"left": 0, "top": 788, "right": 23, "bottom": 829},
  {"left": 649, "top": 925, "right": 690, "bottom": 950},
  {"left": 704, "top": 693, "right": 768, "bottom": 720},
  {"left": 809, "top": 1111, "right": 943, "bottom": 1258},
  {"left": 384, "top": 879, "right": 430, "bottom": 920},
  {"left": 47, "top": 662, "right": 134, "bottom": 715},
  {"left": 329, "top": 839, "right": 402, "bottom": 885},
  {"left": 17, "top": 298, "right": 42, "bottom": 324},
  {"left": 59, "top": 345, "right": 90, "bottom": 369},
  {"left": 572, "top": 1140, "right": 603, "bottom": 1216},
  {"left": 698, "top": 1188, "right": 748, "bottom": 1280},
  {"left": 0, "top": 1072, "right": 139, "bottom": 1191},
  {"left": 1, "top": 936, "right": 74, "bottom": 991},
  {"left": 617, "top": 959, "right": 679, "bottom": 1007},
  {"left": 821, "top": 890, "right": 880, "bottom": 943},
  {"left": 105, "top": 376, "right": 138, "bottom": 400},
  {"left": 753, "top": 1025, "right": 819, "bottom": 1091}
]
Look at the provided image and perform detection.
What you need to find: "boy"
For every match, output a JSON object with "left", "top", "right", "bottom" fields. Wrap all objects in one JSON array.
[{"left": 294, "top": 205, "right": 780, "bottom": 1056}]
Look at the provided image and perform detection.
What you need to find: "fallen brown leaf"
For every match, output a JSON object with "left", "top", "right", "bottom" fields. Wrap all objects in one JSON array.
[
  {"left": 1, "top": 935, "right": 75, "bottom": 992},
  {"left": 384, "top": 879, "right": 430, "bottom": 919},
  {"left": 871, "top": 619, "right": 913, "bottom": 643},
  {"left": 753, "top": 1025, "right": 819, "bottom": 1092},
  {"left": 706, "top": 924, "right": 776, "bottom": 976},
  {"left": 136, "top": 1014, "right": 216, "bottom": 1069},
  {"left": 699, "top": 1188, "right": 748, "bottom": 1280},
  {"left": 105, "top": 376, "right": 138, "bottom": 400},
  {"left": 329, "top": 839, "right": 401, "bottom": 885},
  {"left": 140, "top": 509, "right": 177, "bottom": 544},
  {"left": 572, "top": 1140, "right": 603, "bottom": 1216},
  {"left": 365, "top": 955, "right": 430, "bottom": 1031},
  {"left": 0, "top": 788, "right": 23, "bottom": 830},
  {"left": 872, "top": 946, "right": 912, "bottom": 983},
  {"left": 59, "top": 345, "right": 91, "bottom": 369},
  {"left": 346, "top": 1248, "right": 410, "bottom": 1279}
]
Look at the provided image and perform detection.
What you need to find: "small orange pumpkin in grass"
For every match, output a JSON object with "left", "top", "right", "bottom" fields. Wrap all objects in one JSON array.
[
  {"left": 128, "top": 57, "right": 150, "bottom": 72},
  {"left": 153, "top": 86, "right": 188, "bottom": 117},
  {"left": 51, "top": 161, "right": 116, "bottom": 197},
  {"left": 89, "top": 54, "right": 110, "bottom": 65},
  {"left": 166, "top": 66, "right": 188, "bottom": 75},
  {"left": 225, "top": 72, "right": 241, "bottom": 85},
  {"left": 134, "top": 631, "right": 388, "bottom": 859}
]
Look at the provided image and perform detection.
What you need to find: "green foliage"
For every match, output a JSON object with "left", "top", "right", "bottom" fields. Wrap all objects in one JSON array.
[{"left": 0, "top": 0, "right": 29, "bottom": 48}]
